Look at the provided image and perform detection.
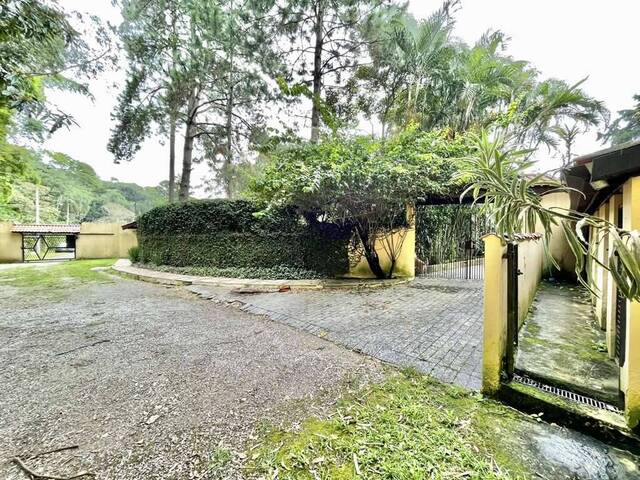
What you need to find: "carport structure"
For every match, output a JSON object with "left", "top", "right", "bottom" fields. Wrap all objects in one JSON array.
[{"left": 11, "top": 224, "right": 80, "bottom": 262}]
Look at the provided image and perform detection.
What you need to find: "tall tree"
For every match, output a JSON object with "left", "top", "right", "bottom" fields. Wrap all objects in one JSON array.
[
  {"left": 356, "top": 3, "right": 457, "bottom": 137},
  {"left": 357, "top": 5, "right": 607, "bottom": 154},
  {"left": 0, "top": 0, "right": 112, "bottom": 204},
  {"left": 278, "top": 0, "right": 387, "bottom": 141},
  {"left": 551, "top": 122, "right": 583, "bottom": 167},
  {"left": 111, "top": 0, "right": 279, "bottom": 200},
  {"left": 600, "top": 94, "right": 640, "bottom": 146},
  {"left": 109, "top": 0, "right": 187, "bottom": 203}
]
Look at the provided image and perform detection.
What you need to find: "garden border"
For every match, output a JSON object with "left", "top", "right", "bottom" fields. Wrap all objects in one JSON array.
[{"left": 111, "top": 259, "right": 410, "bottom": 291}]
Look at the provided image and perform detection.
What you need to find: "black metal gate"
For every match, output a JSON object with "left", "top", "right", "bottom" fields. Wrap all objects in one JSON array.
[
  {"left": 416, "top": 205, "right": 491, "bottom": 280},
  {"left": 21, "top": 234, "right": 76, "bottom": 262},
  {"left": 615, "top": 289, "right": 627, "bottom": 367}
]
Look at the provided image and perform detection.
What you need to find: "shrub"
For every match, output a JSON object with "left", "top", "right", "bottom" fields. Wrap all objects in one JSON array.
[
  {"left": 137, "top": 199, "right": 350, "bottom": 278},
  {"left": 128, "top": 245, "right": 140, "bottom": 263},
  {"left": 140, "top": 264, "right": 324, "bottom": 280}
]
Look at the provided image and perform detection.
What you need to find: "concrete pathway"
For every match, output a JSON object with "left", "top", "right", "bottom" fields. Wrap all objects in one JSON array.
[
  {"left": 516, "top": 280, "right": 620, "bottom": 404},
  {"left": 190, "top": 276, "right": 484, "bottom": 389}
]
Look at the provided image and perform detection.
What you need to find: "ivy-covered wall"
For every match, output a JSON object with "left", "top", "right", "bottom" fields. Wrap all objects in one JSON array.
[{"left": 136, "top": 200, "right": 351, "bottom": 277}]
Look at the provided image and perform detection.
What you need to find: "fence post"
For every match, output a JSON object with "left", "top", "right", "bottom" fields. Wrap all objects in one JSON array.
[
  {"left": 482, "top": 234, "right": 506, "bottom": 395},
  {"left": 623, "top": 176, "right": 640, "bottom": 428},
  {"left": 505, "top": 242, "right": 519, "bottom": 379}
]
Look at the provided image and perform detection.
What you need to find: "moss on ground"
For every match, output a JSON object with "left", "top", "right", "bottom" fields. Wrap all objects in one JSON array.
[
  {"left": 0, "top": 259, "right": 116, "bottom": 296},
  {"left": 247, "top": 369, "right": 532, "bottom": 479}
]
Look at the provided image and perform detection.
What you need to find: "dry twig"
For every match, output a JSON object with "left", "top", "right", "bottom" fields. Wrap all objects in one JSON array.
[{"left": 12, "top": 456, "right": 94, "bottom": 480}]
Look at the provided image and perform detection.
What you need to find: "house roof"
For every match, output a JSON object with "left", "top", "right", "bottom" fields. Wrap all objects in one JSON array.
[
  {"left": 11, "top": 224, "right": 81, "bottom": 234},
  {"left": 564, "top": 140, "right": 640, "bottom": 214},
  {"left": 121, "top": 221, "right": 137, "bottom": 230}
]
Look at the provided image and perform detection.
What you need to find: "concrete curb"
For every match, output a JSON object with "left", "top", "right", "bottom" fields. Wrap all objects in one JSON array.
[{"left": 111, "top": 259, "right": 412, "bottom": 291}]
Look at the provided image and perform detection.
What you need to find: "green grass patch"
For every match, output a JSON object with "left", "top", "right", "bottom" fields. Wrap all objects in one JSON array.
[
  {"left": 0, "top": 259, "right": 116, "bottom": 290},
  {"left": 247, "top": 370, "right": 530, "bottom": 479}
]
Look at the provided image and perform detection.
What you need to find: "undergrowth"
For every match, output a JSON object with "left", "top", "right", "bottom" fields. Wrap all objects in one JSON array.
[
  {"left": 247, "top": 370, "right": 529, "bottom": 479},
  {"left": 137, "top": 263, "right": 324, "bottom": 280}
]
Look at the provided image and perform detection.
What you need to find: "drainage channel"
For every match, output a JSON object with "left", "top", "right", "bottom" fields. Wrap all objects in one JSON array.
[{"left": 513, "top": 373, "right": 621, "bottom": 413}]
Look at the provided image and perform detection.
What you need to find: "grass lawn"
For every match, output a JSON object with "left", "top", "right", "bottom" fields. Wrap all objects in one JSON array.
[
  {"left": 0, "top": 259, "right": 116, "bottom": 292},
  {"left": 248, "top": 370, "right": 531, "bottom": 479}
]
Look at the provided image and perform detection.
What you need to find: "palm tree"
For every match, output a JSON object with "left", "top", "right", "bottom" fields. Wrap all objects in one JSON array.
[
  {"left": 505, "top": 78, "right": 608, "bottom": 152},
  {"left": 462, "top": 131, "right": 640, "bottom": 302}
]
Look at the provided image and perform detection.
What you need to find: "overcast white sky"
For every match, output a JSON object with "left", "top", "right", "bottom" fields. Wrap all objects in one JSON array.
[{"left": 43, "top": 0, "right": 640, "bottom": 192}]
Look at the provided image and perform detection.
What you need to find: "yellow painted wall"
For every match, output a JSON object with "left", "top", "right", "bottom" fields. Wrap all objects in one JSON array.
[
  {"left": 517, "top": 237, "right": 544, "bottom": 326},
  {"left": 482, "top": 234, "right": 544, "bottom": 394},
  {"left": 346, "top": 207, "right": 416, "bottom": 279},
  {"left": 76, "top": 223, "right": 138, "bottom": 259},
  {"left": 593, "top": 203, "right": 610, "bottom": 330},
  {"left": 620, "top": 175, "right": 640, "bottom": 427},
  {"left": 0, "top": 222, "right": 23, "bottom": 263},
  {"left": 539, "top": 191, "right": 576, "bottom": 275},
  {"left": 482, "top": 234, "right": 507, "bottom": 394}
]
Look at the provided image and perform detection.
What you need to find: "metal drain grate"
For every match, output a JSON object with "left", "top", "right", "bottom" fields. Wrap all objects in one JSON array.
[{"left": 513, "top": 373, "right": 621, "bottom": 413}]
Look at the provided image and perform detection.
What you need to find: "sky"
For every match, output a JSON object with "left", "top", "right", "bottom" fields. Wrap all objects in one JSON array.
[{"left": 43, "top": 0, "right": 640, "bottom": 191}]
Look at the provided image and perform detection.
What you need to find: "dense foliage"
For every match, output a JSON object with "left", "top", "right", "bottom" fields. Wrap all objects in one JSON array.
[
  {"left": 0, "top": 151, "right": 165, "bottom": 223},
  {"left": 1, "top": 0, "right": 114, "bottom": 213},
  {"left": 251, "top": 127, "right": 470, "bottom": 278},
  {"left": 600, "top": 93, "right": 640, "bottom": 146},
  {"left": 136, "top": 200, "right": 351, "bottom": 278}
]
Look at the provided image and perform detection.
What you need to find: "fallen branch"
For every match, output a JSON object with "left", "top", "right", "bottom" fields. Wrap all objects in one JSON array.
[
  {"left": 12, "top": 457, "right": 94, "bottom": 480},
  {"left": 29, "top": 445, "right": 79, "bottom": 460},
  {"left": 55, "top": 340, "right": 110, "bottom": 357}
]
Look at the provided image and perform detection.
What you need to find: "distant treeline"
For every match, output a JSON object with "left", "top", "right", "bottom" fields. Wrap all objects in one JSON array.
[{"left": 1, "top": 150, "right": 166, "bottom": 224}]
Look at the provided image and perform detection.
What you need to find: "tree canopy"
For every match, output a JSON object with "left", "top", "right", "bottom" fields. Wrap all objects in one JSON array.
[
  {"left": 600, "top": 94, "right": 640, "bottom": 146},
  {"left": 250, "top": 126, "right": 470, "bottom": 277}
]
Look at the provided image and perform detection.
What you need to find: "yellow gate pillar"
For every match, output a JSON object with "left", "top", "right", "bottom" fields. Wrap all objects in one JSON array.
[
  {"left": 482, "top": 234, "right": 507, "bottom": 395},
  {"left": 623, "top": 176, "right": 640, "bottom": 428}
]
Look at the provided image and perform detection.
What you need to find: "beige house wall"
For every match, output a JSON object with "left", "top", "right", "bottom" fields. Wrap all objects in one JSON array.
[
  {"left": 517, "top": 237, "right": 544, "bottom": 327},
  {"left": 593, "top": 203, "right": 611, "bottom": 330},
  {"left": 0, "top": 222, "right": 23, "bottom": 263},
  {"left": 76, "top": 223, "right": 138, "bottom": 259},
  {"left": 539, "top": 191, "right": 576, "bottom": 275}
]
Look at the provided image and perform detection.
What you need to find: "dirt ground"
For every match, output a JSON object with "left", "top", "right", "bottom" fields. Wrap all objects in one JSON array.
[{"left": 0, "top": 274, "right": 385, "bottom": 479}]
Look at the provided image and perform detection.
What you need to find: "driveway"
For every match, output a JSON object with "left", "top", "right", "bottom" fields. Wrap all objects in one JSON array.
[
  {"left": 190, "top": 276, "right": 484, "bottom": 389},
  {"left": 0, "top": 276, "right": 384, "bottom": 479}
]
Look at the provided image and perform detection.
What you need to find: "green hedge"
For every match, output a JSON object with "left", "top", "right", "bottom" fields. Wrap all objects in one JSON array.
[{"left": 137, "top": 200, "right": 350, "bottom": 277}]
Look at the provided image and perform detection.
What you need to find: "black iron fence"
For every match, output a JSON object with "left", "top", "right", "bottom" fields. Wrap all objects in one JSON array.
[{"left": 416, "top": 204, "right": 492, "bottom": 280}]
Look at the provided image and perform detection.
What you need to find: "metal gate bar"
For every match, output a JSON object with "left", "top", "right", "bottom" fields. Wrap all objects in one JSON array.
[
  {"left": 21, "top": 234, "right": 76, "bottom": 262},
  {"left": 416, "top": 205, "right": 492, "bottom": 280}
]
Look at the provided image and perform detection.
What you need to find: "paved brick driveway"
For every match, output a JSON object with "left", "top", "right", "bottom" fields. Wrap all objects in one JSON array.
[{"left": 190, "top": 277, "right": 483, "bottom": 389}]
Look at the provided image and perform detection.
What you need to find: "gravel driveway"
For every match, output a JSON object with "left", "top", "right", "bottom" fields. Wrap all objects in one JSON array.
[{"left": 0, "top": 275, "right": 384, "bottom": 479}]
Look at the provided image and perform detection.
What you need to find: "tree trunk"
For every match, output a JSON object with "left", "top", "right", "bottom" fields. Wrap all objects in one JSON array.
[
  {"left": 179, "top": 90, "right": 197, "bottom": 202},
  {"left": 310, "top": 3, "right": 324, "bottom": 143},
  {"left": 356, "top": 224, "right": 386, "bottom": 279},
  {"left": 168, "top": 113, "right": 176, "bottom": 203},
  {"left": 223, "top": 87, "right": 233, "bottom": 198}
]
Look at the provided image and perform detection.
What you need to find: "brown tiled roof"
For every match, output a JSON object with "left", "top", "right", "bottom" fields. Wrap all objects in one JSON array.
[
  {"left": 11, "top": 224, "right": 81, "bottom": 234},
  {"left": 121, "top": 221, "right": 137, "bottom": 230}
]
